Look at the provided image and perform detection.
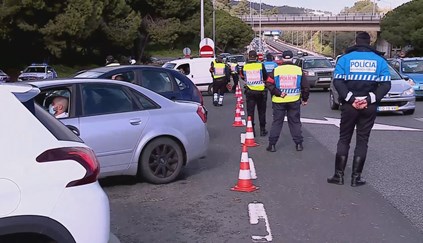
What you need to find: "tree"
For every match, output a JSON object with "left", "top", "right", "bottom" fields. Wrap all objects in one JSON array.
[
  {"left": 381, "top": 0, "right": 423, "bottom": 54},
  {"left": 231, "top": 0, "right": 250, "bottom": 16},
  {"left": 341, "top": 0, "right": 379, "bottom": 14}
]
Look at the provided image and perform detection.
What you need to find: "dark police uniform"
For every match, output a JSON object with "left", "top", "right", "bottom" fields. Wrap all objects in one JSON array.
[
  {"left": 265, "top": 52, "right": 309, "bottom": 152},
  {"left": 228, "top": 59, "right": 240, "bottom": 92},
  {"left": 328, "top": 33, "right": 391, "bottom": 187},
  {"left": 240, "top": 51, "right": 268, "bottom": 136},
  {"left": 210, "top": 59, "right": 230, "bottom": 106}
]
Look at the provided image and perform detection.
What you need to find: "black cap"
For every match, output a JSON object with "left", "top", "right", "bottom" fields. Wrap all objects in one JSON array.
[
  {"left": 266, "top": 53, "right": 273, "bottom": 61},
  {"left": 282, "top": 50, "right": 293, "bottom": 59},
  {"left": 248, "top": 50, "right": 258, "bottom": 60},
  {"left": 356, "top": 32, "right": 371, "bottom": 45}
]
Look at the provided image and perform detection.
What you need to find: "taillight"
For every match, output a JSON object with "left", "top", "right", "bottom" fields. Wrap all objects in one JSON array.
[
  {"left": 196, "top": 105, "right": 207, "bottom": 123},
  {"left": 36, "top": 147, "right": 100, "bottom": 187}
]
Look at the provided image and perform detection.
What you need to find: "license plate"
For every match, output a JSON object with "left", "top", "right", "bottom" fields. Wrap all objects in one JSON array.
[
  {"left": 420, "top": 85, "right": 423, "bottom": 90},
  {"left": 377, "top": 106, "right": 398, "bottom": 111},
  {"left": 319, "top": 77, "right": 332, "bottom": 81}
]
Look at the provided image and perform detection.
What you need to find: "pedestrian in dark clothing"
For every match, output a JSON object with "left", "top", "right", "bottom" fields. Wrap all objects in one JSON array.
[
  {"left": 327, "top": 32, "right": 391, "bottom": 187},
  {"left": 210, "top": 55, "right": 231, "bottom": 106},
  {"left": 265, "top": 50, "right": 310, "bottom": 152},
  {"left": 240, "top": 50, "right": 269, "bottom": 136}
]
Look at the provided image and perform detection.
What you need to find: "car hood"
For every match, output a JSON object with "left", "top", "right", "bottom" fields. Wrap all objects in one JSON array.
[
  {"left": 389, "top": 79, "right": 412, "bottom": 93},
  {"left": 405, "top": 73, "right": 423, "bottom": 83},
  {"left": 305, "top": 68, "right": 334, "bottom": 72}
]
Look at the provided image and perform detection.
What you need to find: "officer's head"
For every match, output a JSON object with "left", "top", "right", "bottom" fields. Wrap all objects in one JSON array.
[
  {"left": 356, "top": 32, "right": 371, "bottom": 46},
  {"left": 282, "top": 50, "right": 294, "bottom": 62},
  {"left": 216, "top": 55, "right": 223, "bottom": 63},
  {"left": 266, "top": 53, "right": 273, "bottom": 61},
  {"left": 248, "top": 50, "right": 258, "bottom": 61}
]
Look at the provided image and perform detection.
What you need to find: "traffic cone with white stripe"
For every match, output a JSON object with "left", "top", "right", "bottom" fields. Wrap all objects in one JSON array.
[
  {"left": 231, "top": 145, "right": 258, "bottom": 192},
  {"left": 232, "top": 104, "right": 245, "bottom": 127},
  {"left": 234, "top": 84, "right": 241, "bottom": 97},
  {"left": 244, "top": 116, "right": 258, "bottom": 147},
  {"left": 237, "top": 98, "right": 245, "bottom": 116}
]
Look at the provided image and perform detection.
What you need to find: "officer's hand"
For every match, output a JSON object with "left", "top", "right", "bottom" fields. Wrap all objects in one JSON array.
[
  {"left": 301, "top": 101, "right": 308, "bottom": 106},
  {"left": 357, "top": 99, "right": 368, "bottom": 109}
]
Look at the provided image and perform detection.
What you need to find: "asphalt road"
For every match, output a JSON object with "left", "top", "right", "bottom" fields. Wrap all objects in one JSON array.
[{"left": 102, "top": 88, "right": 423, "bottom": 242}]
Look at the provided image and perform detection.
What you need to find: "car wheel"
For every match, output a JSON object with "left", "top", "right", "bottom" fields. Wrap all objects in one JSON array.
[
  {"left": 207, "top": 84, "right": 214, "bottom": 96},
  {"left": 403, "top": 109, "right": 415, "bottom": 115},
  {"left": 138, "top": 137, "right": 184, "bottom": 184},
  {"left": 329, "top": 91, "right": 339, "bottom": 110}
]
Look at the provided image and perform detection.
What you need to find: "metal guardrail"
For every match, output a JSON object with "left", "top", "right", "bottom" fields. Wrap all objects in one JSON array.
[{"left": 239, "top": 14, "right": 382, "bottom": 23}]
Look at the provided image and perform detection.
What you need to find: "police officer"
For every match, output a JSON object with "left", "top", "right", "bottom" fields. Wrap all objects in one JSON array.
[
  {"left": 263, "top": 53, "right": 278, "bottom": 78},
  {"left": 228, "top": 57, "right": 240, "bottom": 93},
  {"left": 327, "top": 32, "right": 391, "bottom": 187},
  {"left": 210, "top": 55, "right": 230, "bottom": 106},
  {"left": 265, "top": 50, "right": 309, "bottom": 152},
  {"left": 240, "top": 50, "right": 268, "bottom": 136}
]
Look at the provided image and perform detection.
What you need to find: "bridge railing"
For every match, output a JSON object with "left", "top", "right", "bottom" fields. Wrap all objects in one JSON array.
[{"left": 239, "top": 14, "right": 383, "bottom": 23}]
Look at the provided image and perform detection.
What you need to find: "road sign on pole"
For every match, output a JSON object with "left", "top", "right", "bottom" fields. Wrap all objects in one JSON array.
[
  {"left": 199, "top": 38, "right": 215, "bottom": 58},
  {"left": 183, "top": 47, "right": 191, "bottom": 58}
]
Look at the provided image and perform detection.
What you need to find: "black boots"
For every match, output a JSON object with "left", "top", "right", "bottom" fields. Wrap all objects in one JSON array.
[
  {"left": 327, "top": 155, "right": 348, "bottom": 185},
  {"left": 351, "top": 156, "right": 366, "bottom": 187},
  {"left": 295, "top": 143, "right": 303, "bottom": 151},
  {"left": 266, "top": 144, "right": 276, "bottom": 152},
  {"left": 260, "top": 127, "right": 268, "bottom": 137}
]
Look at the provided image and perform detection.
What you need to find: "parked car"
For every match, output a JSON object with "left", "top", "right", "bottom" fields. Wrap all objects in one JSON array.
[
  {"left": 388, "top": 57, "right": 423, "bottom": 98},
  {"left": 74, "top": 65, "right": 204, "bottom": 105},
  {"left": 295, "top": 56, "right": 334, "bottom": 90},
  {"left": 0, "top": 83, "right": 110, "bottom": 243},
  {"left": 28, "top": 79, "right": 209, "bottom": 184},
  {"left": 163, "top": 57, "right": 215, "bottom": 95},
  {"left": 329, "top": 64, "right": 416, "bottom": 115},
  {"left": 0, "top": 69, "right": 10, "bottom": 83},
  {"left": 17, "top": 63, "right": 58, "bottom": 81},
  {"left": 228, "top": 54, "right": 246, "bottom": 67}
]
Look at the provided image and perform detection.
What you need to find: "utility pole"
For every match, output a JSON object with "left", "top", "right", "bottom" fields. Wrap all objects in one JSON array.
[
  {"left": 259, "top": 0, "right": 262, "bottom": 52},
  {"left": 201, "top": 0, "right": 204, "bottom": 40},
  {"left": 213, "top": 0, "right": 216, "bottom": 45}
]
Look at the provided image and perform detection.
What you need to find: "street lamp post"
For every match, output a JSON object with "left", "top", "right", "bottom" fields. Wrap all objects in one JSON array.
[
  {"left": 201, "top": 0, "right": 204, "bottom": 40},
  {"left": 213, "top": 0, "right": 216, "bottom": 46},
  {"left": 372, "top": 0, "right": 380, "bottom": 16},
  {"left": 259, "top": 0, "right": 262, "bottom": 52}
]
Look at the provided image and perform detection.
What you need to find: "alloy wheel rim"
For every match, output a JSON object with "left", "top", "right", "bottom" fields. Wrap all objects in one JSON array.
[{"left": 148, "top": 144, "right": 179, "bottom": 178}]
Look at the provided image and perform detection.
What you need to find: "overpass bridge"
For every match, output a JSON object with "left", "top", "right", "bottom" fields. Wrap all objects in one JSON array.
[{"left": 239, "top": 14, "right": 383, "bottom": 32}]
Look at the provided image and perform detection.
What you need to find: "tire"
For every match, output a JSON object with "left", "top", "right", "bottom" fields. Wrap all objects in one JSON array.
[
  {"left": 329, "top": 91, "right": 339, "bottom": 110},
  {"left": 207, "top": 84, "right": 213, "bottom": 96},
  {"left": 138, "top": 137, "right": 184, "bottom": 184},
  {"left": 403, "top": 109, "right": 415, "bottom": 115}
]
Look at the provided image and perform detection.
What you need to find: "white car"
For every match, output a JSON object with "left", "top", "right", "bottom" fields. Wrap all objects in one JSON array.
[{"left": 0, "top": 84, "right": 110, "bottom": 243}]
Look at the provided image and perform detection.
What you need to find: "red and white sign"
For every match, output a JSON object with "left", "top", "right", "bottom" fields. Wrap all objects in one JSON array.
[{"left": 199, "top": 38, "right": 215, "bottom": 58}]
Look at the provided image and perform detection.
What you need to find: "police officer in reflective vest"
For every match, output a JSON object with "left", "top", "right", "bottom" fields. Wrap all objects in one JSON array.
[
  {"left": 263, "top": 53, "right": 278, "bottom": 78},
  {"left": 240, "top": 50, "right": 269, "bottom": 136},
  {"left": 228, "top": 57, "right": 240, "bottom": 93},
  {"left": 327, "top": 32, "right": 391, "bottom": 187},
  {"left": 210, "top": 55, "right": 230, "bottom": 106},
  {"left": 265, "top": 50, "right": 309, "bottom": 152}
]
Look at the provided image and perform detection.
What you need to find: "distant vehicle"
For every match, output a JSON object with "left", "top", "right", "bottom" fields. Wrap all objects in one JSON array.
[
  {"left": 163, "top": 57, "right": 216, "bottom": 95},
  {"left": 388, "top": 57, "right": 423, "bottom": 98},
  {"left": 0, "top": 69, "right": 10, "bottom": 83},
  {"left": 220, "top": 53, "right": 231, "bottom": 62},
  {"left": 74, "top": 65, "right": 204, "bottom": 105},
  {"left": 228, "top": 54, "right": 246, "bottom": 67},
  {"left": 330, "top": 64, "right": 416, "bottom": 115},
  {"left": 17, "top": 63, "right": 57, "bottom": 81},
  {"left": 0, "top": 83, "right": 110, "bottom": 242},
  {"left": 295, "top": 56, "right": 334, "bottom": 90},
  {"left": 326, "top": 57, "right": 336, "bottom": 67},
  {"left": 28, "top": 79, "right": 209, "bottom": 184}
]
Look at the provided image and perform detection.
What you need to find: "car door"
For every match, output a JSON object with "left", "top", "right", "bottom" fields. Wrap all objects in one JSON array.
[
  {"left": 77, "top": 83, "right": 149, "bottom": 172},
  {"left": 139, "top": 68, "right": 181, "bottom": 101}
]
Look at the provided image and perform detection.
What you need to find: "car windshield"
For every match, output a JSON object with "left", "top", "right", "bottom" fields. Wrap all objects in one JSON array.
[
  {"left": 303, "top": 59, "right": 332, "bottom": 68},
  {"left": 234, "top": 56, "right": 245, "bottom": 62},
  {"left": 74, "top": 71, "right": 104, "bottom": 78},
  {"left": 0, "top": 70, "right": 6, "bottom": 75},
  {"left": 24, "top": 67, "right": 46, "bottom": 73},
  {"left": 388, "top": 65, "right": 402, "bottom": 80},
  {"left": 163, "top": 63, "right": 177, "bottom": 69},
  {"left": 402, "top": 60, "right": 423, "bottom": 73}
]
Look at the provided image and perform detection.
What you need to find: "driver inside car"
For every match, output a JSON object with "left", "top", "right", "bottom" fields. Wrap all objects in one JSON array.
[{"left": 49, "top": 96, "right": 69, "bottom": 118}]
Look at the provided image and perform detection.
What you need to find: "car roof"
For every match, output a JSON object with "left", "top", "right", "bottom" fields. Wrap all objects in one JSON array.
[
  {"left": 300, "top": 56, "right": 327, "bottom": 60},
  {"left": 81, "top": 65, "right": 165, "bottom": 74},
  {"left": 166, "top": 57, "right": 215, "bottom": 64},
  {"left": 398, "top": 57, "right": 423, "bottom": 61}
]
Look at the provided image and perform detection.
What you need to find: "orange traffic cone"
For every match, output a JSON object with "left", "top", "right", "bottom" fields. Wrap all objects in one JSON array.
[
  {"left": 237, "top": 96, "right": 244, "bottom": 109},
  {"left": 237, "top": 99, "right": 245, "bottom": 116},
  {"left": 234, "top": 85, "right": 240, "bottom": 97},
  {"left": 244, "top": 116, "right": 258, "bottom": 147},
  {"left": 231, "top": 145, "right": 259, "bottom": 192},
  {"left": 232, "top": 105, "right": 245, "bottom": 127}
]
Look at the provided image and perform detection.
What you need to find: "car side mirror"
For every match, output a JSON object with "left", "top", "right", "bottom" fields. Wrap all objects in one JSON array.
[
  {"left": 403, "top": 75, "right": 409, "bottom": 81},
  {"left": 47, "top": 71, "right": 52, "bottom": 74},
  {"left": 66, "top": 125, "right": 80, "bottom": 136}
]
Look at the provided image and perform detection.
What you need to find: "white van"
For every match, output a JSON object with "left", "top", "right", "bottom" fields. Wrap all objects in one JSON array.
[{"left": 163, "top": 57, "right": 215, "bottom": 95}]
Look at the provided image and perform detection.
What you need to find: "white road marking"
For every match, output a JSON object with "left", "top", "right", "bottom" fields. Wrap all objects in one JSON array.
[
  {"left": 242, "top": 119, "right": 246, "bottom": 126},
  {"left": 241, "top": 133, "right": 246, "bottom": 144},
  {"left": 249, "top": 158, "right": 257, "bottom": 180},
  {"left": 248, "top": 202, "right": 273, "bottom": 242},
  {"left": 282, "top": 117, "right": 422, "bottom": 131},
  {"left": 415, "top": 118, "right": 423, "bottom": 122}
]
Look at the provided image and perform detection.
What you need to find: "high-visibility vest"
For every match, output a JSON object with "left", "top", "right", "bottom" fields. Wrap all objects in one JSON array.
[
  {"left": 243, "top": 63, "right": 265, "bottom": 91},
  {"left": 213, "top": 61, "right": 226, "bottom": 79},
  {"left": 272, "top": 64, "right": 302, "bottom": 103},
  {"left": 230, "top": 63, "right": 237, "bottom": 74}
]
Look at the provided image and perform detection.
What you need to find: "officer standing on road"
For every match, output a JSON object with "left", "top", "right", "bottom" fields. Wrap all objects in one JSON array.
[
  {"left": 210, "top": 55, "right": 230, "bottom": 106},
  {"left": 263, "top": 53, "right": 278, "bottom": 79},
  {"left": 327, "top": 32, "right": 391, "bottom": 187},
  {"left": 228, "top": 57, "right": 240, "bottom": 93},
  {"left": 265, "top": 50, "right": 309, "bottom": 152},
  {"left": 240, "top": 50, "right": 269, "bottom": 136}
]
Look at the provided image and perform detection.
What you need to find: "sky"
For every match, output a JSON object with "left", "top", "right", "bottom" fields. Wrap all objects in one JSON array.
[{"left": 249, "top": 0, "right": 412, "bottom": 14}]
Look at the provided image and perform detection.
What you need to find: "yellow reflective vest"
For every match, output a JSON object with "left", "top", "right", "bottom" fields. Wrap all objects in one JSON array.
[
  {"left": 230, "top": 63, "right": 237, "bottom": 74},
  {"left": 272, "top": 65, "right": 303, "bottom": 103},
  {"left": 243, "top": 63, "right": 265, "bottom": 91},
  {"left": 212, "top": 61, "right": 226, "bottom": 79}
]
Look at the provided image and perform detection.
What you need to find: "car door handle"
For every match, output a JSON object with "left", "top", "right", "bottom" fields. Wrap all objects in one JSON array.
[{"left": 129, "top": 118, "right": 142, "bottom": 125}]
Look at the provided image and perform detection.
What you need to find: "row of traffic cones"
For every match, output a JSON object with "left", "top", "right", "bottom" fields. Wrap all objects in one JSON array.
[{"left": 231, "top": 84, "right": 259, "bottom": 193}]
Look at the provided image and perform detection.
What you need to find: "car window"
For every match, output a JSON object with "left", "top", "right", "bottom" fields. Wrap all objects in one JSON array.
[
  {"left": 81, "top": 84, "right": 137, "bottom": 116},
  {"left": 176, "top": 64, "right": 190, "bottom": 75},
  {"left": 24, "top": 67, "right": 46, "bottom": 73},
  {"left": 74, "top": 71, "right": 103, "bottom": 78},
  {"left": 303, "top": 59, "right": 332, "bottom": 68},
  {"left": 388, "top": 65, "right": 402, "bottom": 80},
  {"left": 402, "top": 60, "right": 423, "bottom": 73},
  {"left": 141, "top": 70, "right": 174, "bottom": 93},
  {"left": 163, "top": 63, "right": 177, "bottom": 69},
  {"left": 129, "top": 88, "right": 160, "bottom": 110},
  {"left": 105, "top": 71, "right": 136, "bottom": 83},
  {"left": 35, "top": 87, "right": 72, "bottom": 119},
  {"left": 174, "top": 76, "right": 188, "bottom": 91}
]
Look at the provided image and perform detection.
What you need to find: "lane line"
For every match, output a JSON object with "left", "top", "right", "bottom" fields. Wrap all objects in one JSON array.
[
  {"left": 248, "top": 202, "right": 273, "bottom": 242},
  {"left": 249, "top": 158, "right": 257, "bottom": 180}
]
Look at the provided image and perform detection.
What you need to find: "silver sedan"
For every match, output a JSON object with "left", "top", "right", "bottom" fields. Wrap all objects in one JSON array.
[{"left": 28, "top": 79, "right": 209, "bottom": 184}]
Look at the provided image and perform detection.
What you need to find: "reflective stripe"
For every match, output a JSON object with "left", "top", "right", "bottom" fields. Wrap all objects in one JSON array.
[
  {"left": 238, "top": 170, "right": 252, "bottom": 180},
  {"left": 244, "top": 63, "right": 265, "bottom": 91},
  {"left": 246, "top": 131, "right": 254, "bottom": 139},
  {"left": 369, "top": 92, "right": 376, "bottom": 103},
  {"left": 241, "top": 152, "right": 249, "bottom": 163},
  {"left": 345, "top": 92, "right": 353, "bottom": 102}
]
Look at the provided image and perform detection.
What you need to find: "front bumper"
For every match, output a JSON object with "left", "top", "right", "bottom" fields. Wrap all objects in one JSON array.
[
  {"left": 303, "top": 76, "right": 332, "bottom": 88},
  {"left": 377, "top": 96, "right": 415, "bottom": 112}
]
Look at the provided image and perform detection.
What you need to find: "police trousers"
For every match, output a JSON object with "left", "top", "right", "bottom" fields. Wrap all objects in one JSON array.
[
  {"left": 268, "top": 101, "right": 303, "bottom": 145},
  {"left": 231, "top": 74, "right": 239, "bottom": 91},
  {"left": 245, "top": 89, "right": 267, "bottom": 129},
  {"left": 337, "top": 103, "right": 377, "bottom": 158},
  {"left": 213, "top": 79, "right": 227, "bottom": 95}
]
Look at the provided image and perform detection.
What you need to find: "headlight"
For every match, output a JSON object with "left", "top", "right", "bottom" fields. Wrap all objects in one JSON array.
[
  {"left": 305, "top": 71, "right": 315, "bottom": 76},
  {"left": 402, "top": 87, "right": 415, "bottom": 96},
  {"left": 407, "top": 78, "right": 416, "bottom": 86}
]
